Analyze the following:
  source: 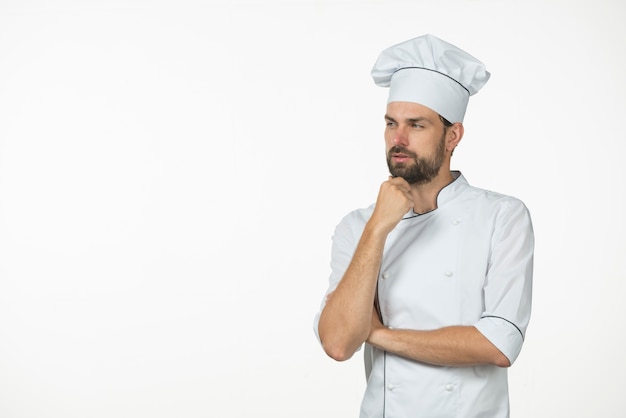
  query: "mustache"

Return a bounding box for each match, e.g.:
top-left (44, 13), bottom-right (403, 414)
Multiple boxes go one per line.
top-left (388, 146), bottom-right (417, 159)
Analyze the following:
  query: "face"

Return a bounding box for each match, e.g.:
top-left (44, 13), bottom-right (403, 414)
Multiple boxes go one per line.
top-left (384, 102), bottom-right (449, 185)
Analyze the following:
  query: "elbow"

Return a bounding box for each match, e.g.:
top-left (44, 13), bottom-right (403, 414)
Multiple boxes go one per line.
top-left (495, 358), bottom-right (511, 368)
top-left (327, 349), bottom-right (353, 362)
top-left (321, 339), bottom-right (356, 362)
top-left (317, 318), bottom-right (362, 362)
top-left (494, 352), bottom-right (511, 368)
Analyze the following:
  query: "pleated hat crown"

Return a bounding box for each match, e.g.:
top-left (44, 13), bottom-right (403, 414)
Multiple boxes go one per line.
top-left (371, 34), bottom-right (490, 123)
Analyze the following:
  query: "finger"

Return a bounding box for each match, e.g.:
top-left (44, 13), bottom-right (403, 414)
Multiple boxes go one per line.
top-left (389, 175), bottom-right (410, 187)
top-left (391, 180), bottom-right (411, 194)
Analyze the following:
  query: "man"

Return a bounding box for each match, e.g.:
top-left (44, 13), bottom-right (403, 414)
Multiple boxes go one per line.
top-left (313, 34), bottom-right (534, 417)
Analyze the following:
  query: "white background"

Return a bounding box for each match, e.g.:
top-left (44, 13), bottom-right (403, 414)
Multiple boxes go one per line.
top-left (0, 0), bottom-right (624, 416)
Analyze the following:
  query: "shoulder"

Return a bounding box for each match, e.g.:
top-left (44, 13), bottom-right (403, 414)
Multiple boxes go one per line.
top-left (453, 182), bottom-right (533, 233)
top-left (441, 173), bottom-right (529, 216)
top-left (463, 182), bottom-right (529, 213)
top-left (336, 203), bottom-right (375, 229)
top-left (331, 203), bottom-right (375, 240)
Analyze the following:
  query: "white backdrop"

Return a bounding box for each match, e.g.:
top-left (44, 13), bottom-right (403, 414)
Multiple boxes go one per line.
top-left (1, 0), bottom-right (625, 417)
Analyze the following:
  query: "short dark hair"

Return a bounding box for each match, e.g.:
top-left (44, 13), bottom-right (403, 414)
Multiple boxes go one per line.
top-left (439, 115), bottom-right (453, 128)
top-left (439, 115), bottom-right (455, 155)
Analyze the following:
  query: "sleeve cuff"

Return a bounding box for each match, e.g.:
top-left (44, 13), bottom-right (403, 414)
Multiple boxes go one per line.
top-left (475, 316), bottom-right (525, 364)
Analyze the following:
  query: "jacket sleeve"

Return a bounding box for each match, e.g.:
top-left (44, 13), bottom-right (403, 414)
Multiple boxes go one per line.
top-left (474, 198), bottom-right (534, 364)
top-left (312, 210), bottom-right (364, 344)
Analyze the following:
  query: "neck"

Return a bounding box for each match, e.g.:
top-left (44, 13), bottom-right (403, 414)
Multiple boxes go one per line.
top-left (409, 171), bottom-right (455, 214)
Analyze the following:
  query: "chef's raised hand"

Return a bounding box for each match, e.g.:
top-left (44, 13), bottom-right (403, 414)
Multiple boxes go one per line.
top-left (369, 176), bottom-right (413, 235)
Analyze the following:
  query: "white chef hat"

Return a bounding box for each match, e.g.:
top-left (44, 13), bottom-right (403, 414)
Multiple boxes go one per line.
top-left (371, 34), bottom-right (490, 123)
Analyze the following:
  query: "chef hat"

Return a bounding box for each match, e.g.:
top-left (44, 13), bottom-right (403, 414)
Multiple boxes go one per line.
top-left (371, 34), bottom-right (490, 123)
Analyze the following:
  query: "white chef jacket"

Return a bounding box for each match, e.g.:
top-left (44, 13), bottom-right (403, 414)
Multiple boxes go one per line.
top-left (314, 172), bottom-right (534, 418)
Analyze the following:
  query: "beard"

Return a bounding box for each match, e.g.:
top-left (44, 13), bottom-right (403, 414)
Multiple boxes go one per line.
top-left (386, 134), bottom-right (446, 185)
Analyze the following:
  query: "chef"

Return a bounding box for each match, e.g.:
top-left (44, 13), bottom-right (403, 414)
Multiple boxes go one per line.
top-left (314, 34), bottom-right (534, 417)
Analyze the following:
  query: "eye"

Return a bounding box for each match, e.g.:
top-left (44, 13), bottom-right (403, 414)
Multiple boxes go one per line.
top-left (412, 123), bottom-right (424, 129)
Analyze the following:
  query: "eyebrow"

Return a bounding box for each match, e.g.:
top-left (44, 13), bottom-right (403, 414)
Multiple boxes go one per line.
top-left (384, 115), bottom-right (430, 124)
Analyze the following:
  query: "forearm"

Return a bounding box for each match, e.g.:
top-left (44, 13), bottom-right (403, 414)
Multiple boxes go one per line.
top-left (318, 225), bottom-right (387, 361)
top-left (319, 177), bottom-right (415, 361)
top-left (367, 324), bottom-right (511, 368)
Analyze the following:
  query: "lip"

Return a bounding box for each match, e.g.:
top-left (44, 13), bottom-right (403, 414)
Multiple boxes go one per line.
top-left (392, 153), bottom-right (412, 162)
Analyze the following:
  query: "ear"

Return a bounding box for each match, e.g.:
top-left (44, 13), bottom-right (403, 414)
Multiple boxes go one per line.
top-left (446, 122), bottom-right (464, 152)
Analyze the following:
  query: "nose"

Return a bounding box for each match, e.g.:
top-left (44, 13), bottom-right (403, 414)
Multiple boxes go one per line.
top-left (393, 126), bottom-right (408, 146)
